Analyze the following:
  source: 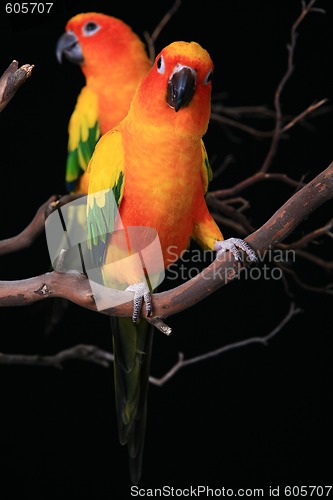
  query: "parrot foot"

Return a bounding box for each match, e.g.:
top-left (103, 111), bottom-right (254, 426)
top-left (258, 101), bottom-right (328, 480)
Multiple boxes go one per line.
top-left (214, 238), bottom-right (257, 262)
top-left (125, 282), bottom-right (152, 323)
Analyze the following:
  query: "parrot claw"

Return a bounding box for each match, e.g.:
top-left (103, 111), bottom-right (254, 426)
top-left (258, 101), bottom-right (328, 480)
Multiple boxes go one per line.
top-left (125, 282), bottom-right (152, 323)
top-left (214, 238), bottom-right (257, 263)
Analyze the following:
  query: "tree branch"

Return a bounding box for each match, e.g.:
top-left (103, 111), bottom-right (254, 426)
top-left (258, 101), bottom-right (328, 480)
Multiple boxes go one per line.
top-left (0, 194), bottom-right (83, 256)
top-left (0, 344), bottom-right (114, 369)
top-left (149, 301), bottom-right (302, 386)
top-left (0, 162), bottom-right (332, 329)
top-left (210, 98), bottom-right (328, 138)
top-left (0, 303), bottom-right (302, 387)
top-left (0, 60), bottom-right (34, 112)
top-left (143, 0), bottom-right (182, 62)
top-left (208, 171), bottom-right (305, 200)
top-left (260, 0), bottom-right (320, 172)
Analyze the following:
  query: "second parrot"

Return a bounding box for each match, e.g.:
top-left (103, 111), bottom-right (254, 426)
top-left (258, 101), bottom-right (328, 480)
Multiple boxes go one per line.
top-left (56, 12), bottom-right (151, 194)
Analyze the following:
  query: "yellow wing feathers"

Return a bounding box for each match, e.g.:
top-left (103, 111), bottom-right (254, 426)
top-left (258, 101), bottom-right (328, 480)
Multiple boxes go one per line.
top-left (68, 87), bottom-right (99, 154)
top-left (66, 86), bottom-right (100, 191)
top-left (87, 129), bottom-right (125, 201)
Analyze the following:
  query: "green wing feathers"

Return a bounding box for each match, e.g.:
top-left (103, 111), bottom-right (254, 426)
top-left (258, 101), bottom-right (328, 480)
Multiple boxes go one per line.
top-left (86, 130), bottom-right (125, 265)
top-left (201, 139), bottom-right (213, 193)
top-left (66, 86), bottom-right (100, 192)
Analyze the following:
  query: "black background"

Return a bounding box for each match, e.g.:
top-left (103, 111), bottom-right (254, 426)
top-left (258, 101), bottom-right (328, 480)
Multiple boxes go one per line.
top-left (0, 1), bottom-right (332, 498)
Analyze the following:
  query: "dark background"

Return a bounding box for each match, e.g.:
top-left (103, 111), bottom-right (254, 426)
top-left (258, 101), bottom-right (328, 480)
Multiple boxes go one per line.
top-left (0, 0), bottom-right (332, 498)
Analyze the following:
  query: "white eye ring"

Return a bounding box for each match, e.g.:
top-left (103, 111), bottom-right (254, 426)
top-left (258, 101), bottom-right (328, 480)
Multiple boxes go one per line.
top-left (204, 68), bottom-right (213, 85)
top-left (156, 55), bottom-right (165, 74)
top-left (82, 21), bottom-right (101, 37)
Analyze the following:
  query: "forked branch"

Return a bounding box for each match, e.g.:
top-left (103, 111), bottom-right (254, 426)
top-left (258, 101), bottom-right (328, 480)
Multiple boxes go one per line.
top-left (0, 162), bottom-right (332, 331)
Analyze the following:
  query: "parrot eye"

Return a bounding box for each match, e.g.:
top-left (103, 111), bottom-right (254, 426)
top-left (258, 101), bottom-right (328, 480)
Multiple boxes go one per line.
top-left (156, 55), bottom-right (165, 74)
top-left (82, 21), bottom-right (101, 36)
top-left (204, 69), bottom-right (213, 85)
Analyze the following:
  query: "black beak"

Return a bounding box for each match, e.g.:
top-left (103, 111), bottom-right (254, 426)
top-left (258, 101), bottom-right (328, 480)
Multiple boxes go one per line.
top-left (166, 66), bottom-right (196, 112)
top-left (56, 30), bottom-right (84, 65)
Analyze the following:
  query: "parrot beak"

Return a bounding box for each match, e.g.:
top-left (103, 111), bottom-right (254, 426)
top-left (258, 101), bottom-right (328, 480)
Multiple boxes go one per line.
top-left (56, 30), bottom-right (84, 65)
top-left (166, 66), bottom-right (196, 112)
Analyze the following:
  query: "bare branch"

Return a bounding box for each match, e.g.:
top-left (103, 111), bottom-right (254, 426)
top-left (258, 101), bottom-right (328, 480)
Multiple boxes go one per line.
top-left (206, 196), bottom-right (255, 233)
top-left (260, 0), bottom-right (319, 172)
top-left (150, 302), bottom-right (302, 386)
top-left (143, 0), bottom-right (182, 61)
top-left (210, 99), bottom-right (328, 138)
top-left (212, 154), bottom-right (235, 179)
top-left (211, 102), bottom-right (277, 119)
top-left (294, 249), bottom-right (333, 270)
top-left (147, 316), bottom-right (173, 336)
top-left (0, 193), bottom-right (83, 256)
top-left (0, 344), bottom-right (114, 369)
top-left (283, 266), bottom-right (333, 295)
top-left (0, 162), bottom-right (332, 325)
top-left (279, 218), bottom-right (333, 249)
top-left (208, 171), bottom-right (305, 199)
top-left (222, 197), bottom-right (251, 212)
top-left (210, 112), bottom-right (274, 138)
top-left (0, 303), bottom-right (302, 386)
top-left (281, 99), bottom-right (328, 133)
top-left (0, 60), bottom-right (34, 112)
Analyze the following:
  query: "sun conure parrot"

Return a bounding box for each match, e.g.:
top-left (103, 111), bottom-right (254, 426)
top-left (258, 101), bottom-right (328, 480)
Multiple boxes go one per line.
top-left (86, 41), bottom-right (257, 484)
top-left (56, 12), bottom-right (151, 194)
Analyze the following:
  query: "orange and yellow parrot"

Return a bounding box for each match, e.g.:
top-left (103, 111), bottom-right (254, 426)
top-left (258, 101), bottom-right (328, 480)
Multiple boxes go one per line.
top-left (56, 12), bottom-right (151, 194)
top-left (86, 41), bottom-right (257, 484)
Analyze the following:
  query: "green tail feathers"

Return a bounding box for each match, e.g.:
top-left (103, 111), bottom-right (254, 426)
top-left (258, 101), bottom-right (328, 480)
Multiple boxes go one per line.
top-left (110, 316), bottom-right (153, 485)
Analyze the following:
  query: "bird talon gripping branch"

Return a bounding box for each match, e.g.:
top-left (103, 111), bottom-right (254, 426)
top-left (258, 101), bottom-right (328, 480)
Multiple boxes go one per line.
top-left (125, 282), bottom-right (152, 323)
top-left (214, 237), bottom-right (257, 263)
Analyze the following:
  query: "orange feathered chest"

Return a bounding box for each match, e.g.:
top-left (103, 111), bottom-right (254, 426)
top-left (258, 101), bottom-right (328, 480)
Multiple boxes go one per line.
top-left (118, 126), bottom-right (205, 267)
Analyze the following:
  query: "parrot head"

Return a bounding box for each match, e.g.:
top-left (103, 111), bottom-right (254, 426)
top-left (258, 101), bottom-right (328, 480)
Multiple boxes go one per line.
top-left (134, 41), bottom-right (214, 135)
top-left (56, 12), bottom-right (150, 79)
